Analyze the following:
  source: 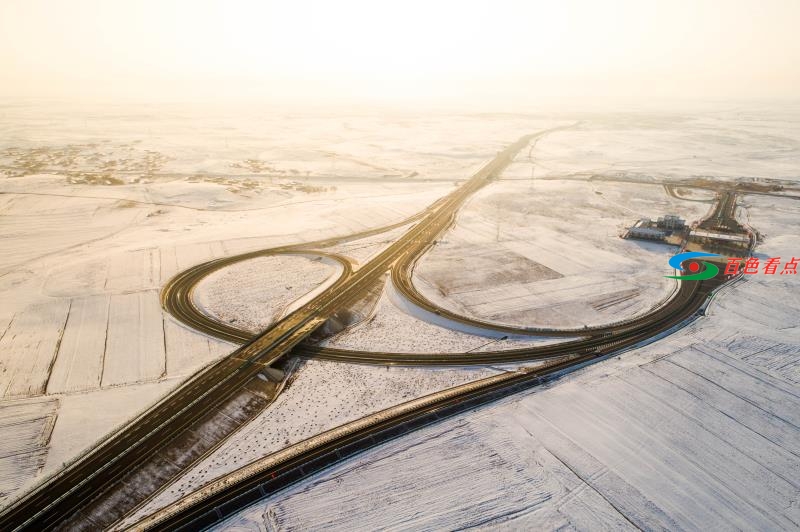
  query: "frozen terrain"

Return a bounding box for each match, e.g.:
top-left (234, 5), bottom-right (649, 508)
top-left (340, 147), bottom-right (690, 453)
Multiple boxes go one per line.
top-left (528, 111), bottom-right (800, 182)
top-left (414, 178), bottom-right (710, 329)
top-left (0, 174), bottom-right (450, 504)
top-left (194, 254), bottom-right (343, 334)
top-left (121, 359), bottom-right (504, 526)
top-left (0, 108), bottom-right (540, 504)
top-left (0, 397), bottom-right (57, 507)
top-left (321, 282), bottom-right (565, 353)
top-left (0, 105), bottom-right (560, 506)
top-left (2, 103), bottom-right (800, 524)
top-left (1, 104), bottom-right (560, 184)
top-left (211, 193), bottom-right (800, 531)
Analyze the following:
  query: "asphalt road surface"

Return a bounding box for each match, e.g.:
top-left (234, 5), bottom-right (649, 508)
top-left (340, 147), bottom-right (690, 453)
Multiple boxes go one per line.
top-left (0, 129), bottom-right (562, 531)
top-left (0, 126), bottom-right (747, 531)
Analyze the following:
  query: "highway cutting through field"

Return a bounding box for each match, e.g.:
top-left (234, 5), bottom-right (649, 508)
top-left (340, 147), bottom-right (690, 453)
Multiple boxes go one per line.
top-left (0, 128), bottom-right (567, 531)
top-left (0, 125), bottom-right (748, 531)
top-left (135, 263), bottom-right (729, 531)
top-left (130, 160), bottom-right (750, 532)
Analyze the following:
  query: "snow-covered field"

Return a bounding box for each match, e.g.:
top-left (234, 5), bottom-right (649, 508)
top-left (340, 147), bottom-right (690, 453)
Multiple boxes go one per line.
top-left (1, 104), bottom-right (560, 184)
top-left (195, 254), bottom-right (342, 334)
top-left (2, 103), bottom-right (800, 524)
top-left (0, 175), bottom-right (452, 504)
top-left (0, 397), bottom-right (58, 507)
top-left (322, 282), bottom-right (565, 353)
top-left (215, 289), bottom-right (800, 531)
top-left (121, 359), bottom-right (504, 526)
top-left (527, 111), bottom-right (800, 182)
top-left (414, 178), bottom-right (710, 329)
top-left (212, 192), bottom-right (800, 531)
top-left (0, 105), bottom-right (562, 506)
top-left (221, 340), bottom-right (800, 531)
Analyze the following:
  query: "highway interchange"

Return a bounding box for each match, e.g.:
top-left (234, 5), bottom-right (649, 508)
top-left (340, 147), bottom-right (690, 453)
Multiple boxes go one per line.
top-left (0, 127), bottom-right (752, 531)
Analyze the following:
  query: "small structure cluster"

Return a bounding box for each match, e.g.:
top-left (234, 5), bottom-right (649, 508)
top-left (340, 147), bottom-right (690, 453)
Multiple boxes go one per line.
top-left (625, 215), bottom-right (687, 242)
top-left (657, 214), bottom-right (686, 231)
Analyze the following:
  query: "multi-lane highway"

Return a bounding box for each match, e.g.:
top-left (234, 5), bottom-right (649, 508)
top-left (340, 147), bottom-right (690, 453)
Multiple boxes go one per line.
top-left (134, 271), bottom-right (726, 531)
top-left (131, 353), bottom-right (599, 531)
top-left (0, 126), bottom-right (748, 531)
top-left (0, 129), bottom-right (562, 531)
top-left (165, 248), bottom-right (721, 366)
top-left (126, 151), bottom-right (749, 530)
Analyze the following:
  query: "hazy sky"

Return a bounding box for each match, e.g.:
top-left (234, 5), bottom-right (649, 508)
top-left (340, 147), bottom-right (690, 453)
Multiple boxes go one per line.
top-left (1, 0), bottom-right (798, 108)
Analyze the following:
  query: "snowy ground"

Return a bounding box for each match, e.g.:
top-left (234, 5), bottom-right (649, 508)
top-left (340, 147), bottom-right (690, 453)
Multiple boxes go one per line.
top-left (1, 103), bottom-right (560, 184)
top-left (194, 254), bottom-right (342, 334)
top-left (527, 111), bottom-right (800, 182)
top-left (215, 296), bottom-right (800, 530)
top-left (414, 178), bottom-right (710, 329)
top-left (2, 104), bottom-right (799, 523)
top-left (0, 175), bottom-right (451, 505)
top-left (219, 340), bottom-right (800, 531)
top-left (210, 193), bottom-right (800, 531)
top-left (121, 359), bottom-right (506, 526)
top-left (5, 106), bottom-right (553, 506)
top-left (322, 282), bottom-right (566, 353)
top-left (0, 397), bottom-right (58, 507)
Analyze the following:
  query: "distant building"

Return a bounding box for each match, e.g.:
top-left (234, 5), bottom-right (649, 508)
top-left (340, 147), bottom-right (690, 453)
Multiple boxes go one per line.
top-left (690, 229), bottom-right (750, 244)
top-left (627, 226), bottom-right (666, 241)
top-left (657, 214), bottom-right (685, 231)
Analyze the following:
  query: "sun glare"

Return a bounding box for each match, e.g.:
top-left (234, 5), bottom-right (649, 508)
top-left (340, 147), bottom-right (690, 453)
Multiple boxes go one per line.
top-left (0, 0), bottom-right (798, 106)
